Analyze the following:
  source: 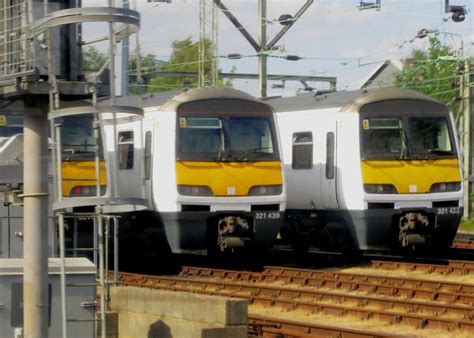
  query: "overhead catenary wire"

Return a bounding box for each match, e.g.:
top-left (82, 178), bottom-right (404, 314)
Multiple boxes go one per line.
top-left (80, 0), bottom-right (472, 94)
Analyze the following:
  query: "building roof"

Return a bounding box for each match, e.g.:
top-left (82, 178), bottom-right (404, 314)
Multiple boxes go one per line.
top-left (358, 59), bottom-right (404, 89)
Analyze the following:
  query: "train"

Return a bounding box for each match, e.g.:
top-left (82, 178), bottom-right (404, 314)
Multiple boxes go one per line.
top-left (0, 113), bottom-right (106, 258)
top-left (268, 87), bottom-right (463, 253)
top-left (2, 86), bottom-right (463, 261)
top-left (1, 88), bottom-right (286, 262)
top-left (100, 87), bottom-right (286, 256)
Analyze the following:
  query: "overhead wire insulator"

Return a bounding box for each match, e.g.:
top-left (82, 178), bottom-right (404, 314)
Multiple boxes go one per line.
top-left (227, 53), bottom-right (242, 59)
top-left (286, 55), bottom-right (301, 61)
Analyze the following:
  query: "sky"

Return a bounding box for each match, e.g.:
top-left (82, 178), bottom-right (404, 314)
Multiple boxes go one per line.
top-left (82, 0), bottom-right (474, 97)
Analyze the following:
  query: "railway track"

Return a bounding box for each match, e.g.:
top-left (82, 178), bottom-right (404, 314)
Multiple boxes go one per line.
top-left (368, 259), bottom-right (474, 275)
top-left (113, 259), bottom-right (474, 337)
top-left (454, 232), bottom-right (474, 249)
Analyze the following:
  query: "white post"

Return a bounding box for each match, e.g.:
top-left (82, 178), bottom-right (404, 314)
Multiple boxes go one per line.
top-left (23, 112), bottom-right (49, 338)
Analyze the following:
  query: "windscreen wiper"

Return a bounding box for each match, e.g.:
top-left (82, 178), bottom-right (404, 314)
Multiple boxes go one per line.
top-left (235, 147), bottom-right (273, 161)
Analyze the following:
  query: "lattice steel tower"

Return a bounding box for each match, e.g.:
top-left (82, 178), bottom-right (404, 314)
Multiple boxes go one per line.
top-left (199, 0), bottom-right (218, 87)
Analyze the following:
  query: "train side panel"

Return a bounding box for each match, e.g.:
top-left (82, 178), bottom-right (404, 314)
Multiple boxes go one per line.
top-left (277, 108), bottom-right (339, 210)
top-left (334, 113), bottom-right (365, 210)
top-left (149, 110), bottom-right (179, 212)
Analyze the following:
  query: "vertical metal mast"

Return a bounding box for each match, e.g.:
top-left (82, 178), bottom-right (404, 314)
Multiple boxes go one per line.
top-left (23, 0), bottom-right (49, 336)
top-left (463, 60), bottom-right (472, 218)
top-left (258, 0), bottom-right (267, 98)
top-left (23, 105), bottom-right (50, 338)
top-left (213, 0), bottom-right (313, 98)
top-left (121, 0), bottom-right (130, 96)
top-left (199, 0), bottom-right (218, 87)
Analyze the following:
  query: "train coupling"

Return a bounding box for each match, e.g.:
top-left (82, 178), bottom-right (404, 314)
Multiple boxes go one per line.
top-left (398, 212), bottom-right (429, 247)
top-left (217, 216), bottom-right (251, 251)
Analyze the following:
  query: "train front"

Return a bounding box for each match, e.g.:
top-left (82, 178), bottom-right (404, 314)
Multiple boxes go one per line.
top-left (166, 90), bottom-right (286, 254)
top-left (357, 90), bottom-right (463, 251)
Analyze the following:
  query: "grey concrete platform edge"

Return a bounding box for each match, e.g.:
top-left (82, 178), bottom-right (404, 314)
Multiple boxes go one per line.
top-left (109, 286), bottom-right (248, 338)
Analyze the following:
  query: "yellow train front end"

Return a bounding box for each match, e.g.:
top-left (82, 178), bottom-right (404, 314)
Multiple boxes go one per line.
top-left (61, 160), bottom-right (106, 198)
top-left (57, 115), bottom-right (107, 199)
top-left (359, 99), bottom-right (463, 251)
top-left (162, 90), bottom-right (286, 254)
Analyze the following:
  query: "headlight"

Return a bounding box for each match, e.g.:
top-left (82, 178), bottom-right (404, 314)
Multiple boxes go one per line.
top-left (177, 185), bottom-right (214, 196)
top-left (430, 182), bottom-right (461, 193)
top-left (248, 185), bottom-right (283, 196)
top-left (363, 184), bottom-right (398, 194)
top-left (70, 185), bottom-right (106, 197)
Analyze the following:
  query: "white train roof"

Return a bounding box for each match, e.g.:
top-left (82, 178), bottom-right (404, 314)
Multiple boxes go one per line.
top-left (265, 87), bottom-right (447, 113)
top-left (98, 87), bottom-right (262, 111)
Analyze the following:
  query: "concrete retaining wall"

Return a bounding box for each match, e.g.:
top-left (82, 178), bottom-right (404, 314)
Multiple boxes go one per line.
top-left (107, 286), bottom-right (248, 338)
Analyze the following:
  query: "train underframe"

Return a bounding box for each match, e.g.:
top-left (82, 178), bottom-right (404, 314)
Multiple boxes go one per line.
top-left (159, 210), bottom-right (284, 255)
top-left (281, 207), bottom-right (463, 254)
top-left (63, 207), bottom-right (284, 273)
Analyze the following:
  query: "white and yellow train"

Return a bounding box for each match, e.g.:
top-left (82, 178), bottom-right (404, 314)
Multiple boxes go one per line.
top-left (269, 87), bottom-right (463, 252)
top-left (106, 87), bottom-right (286, 255)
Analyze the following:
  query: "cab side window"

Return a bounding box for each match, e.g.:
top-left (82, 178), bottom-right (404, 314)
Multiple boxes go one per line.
top-left (326, 132), bottom-right (335, 179)
top-left (144, 131), bottom-right (152, 179)
top-left (292, 132), bottom-right (313, 169)
top-left (118, 131), bottom-right (134, 170)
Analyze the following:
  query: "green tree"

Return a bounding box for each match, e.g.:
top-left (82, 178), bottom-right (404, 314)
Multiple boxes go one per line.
top-left (82, 37), bottom-right (230, 94)
top-left (82, 46), bottom-right (107, 71)
top-left (395, 36), bottom-right (462, 114)
top-left (82, 46), bottom-right (162, 93)
top-left (129, 53), bottom-right (163, 94)
top-left (146, 36), bottom-right (232, 93)
top-left (147, 37), bottom-right (204, 92)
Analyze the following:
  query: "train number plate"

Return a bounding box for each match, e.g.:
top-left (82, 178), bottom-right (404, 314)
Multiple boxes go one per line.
top-left (255, 211), bottom-right (281, 220)
top-left (437, 207), bottom-right (461, 215)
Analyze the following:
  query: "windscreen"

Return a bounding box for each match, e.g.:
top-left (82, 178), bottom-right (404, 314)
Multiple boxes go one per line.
top-left (361, 114), bottom-right (456, 160)
top-left (59, 115), bottom-right (103, 161)
top-left (177, 115), bottom-right (279, 161)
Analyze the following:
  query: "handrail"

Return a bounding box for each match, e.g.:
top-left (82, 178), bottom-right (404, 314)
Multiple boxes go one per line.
top-left (30, 7), bottom-right (140, 38)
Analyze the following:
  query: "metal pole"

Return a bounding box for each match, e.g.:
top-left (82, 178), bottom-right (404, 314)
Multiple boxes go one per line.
top-left (73, 218), bottom-right (78, 257)
top-left (23, 112), bottom-right (49, 338)
top-left (212, 2), bottom-right (218, 86)
top-left (54, 123), bottom-right (68, 338)
top-left (7, 202), bottom-right (10, 258)
top-left (55, 124), bottom-right (63, 202)
top-left (58, 213), bottom-right (68, 338)
top-left (463, 59), bottom-right (471, 218)
top-left (97, 209), bottom-right (106, 338)
top-left (109, 0), bottom-right (116, 106)
top-left (266, 0), bottom-right (314, 49)
top-left (113, 217), bottom-right (118, 285)
top-left (199, 0), bottom-right (204, 87)
top-left (105, 217), bottom-right (110, 306)
top-left (93, 217), bottom-right (98, 266)
top-left (121, 0), bottom-right (129, 96)
top-left (109, 0), bottom-right (119, 199)
top-left (213, 0), bottom-right (260, 51)
top-left (258, 0), bottom-right (267, 98)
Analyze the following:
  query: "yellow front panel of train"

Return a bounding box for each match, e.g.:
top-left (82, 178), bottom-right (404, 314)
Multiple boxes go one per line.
top-left (62, 161), bottom-right (107, 196)
top-left (361, 159), bottom-right (460, 193)
top-left (176, 161), bottom-right (282, 196)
